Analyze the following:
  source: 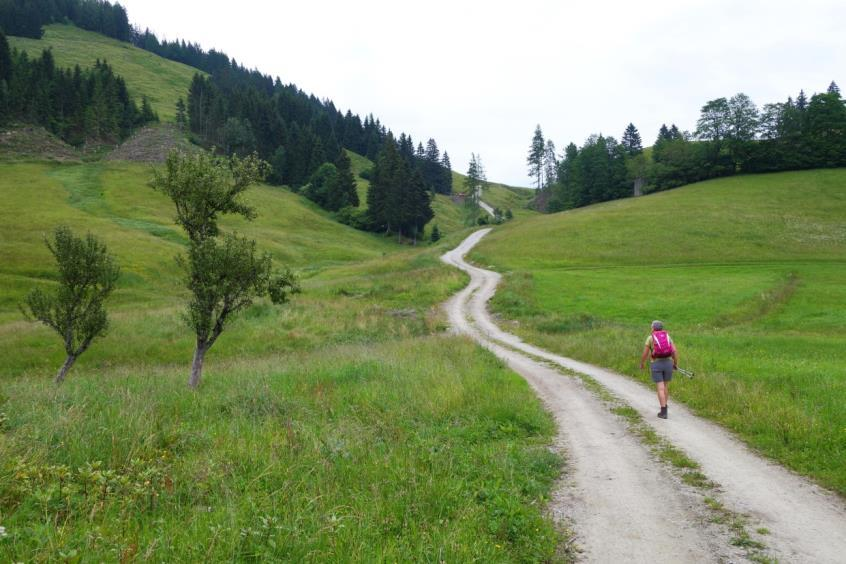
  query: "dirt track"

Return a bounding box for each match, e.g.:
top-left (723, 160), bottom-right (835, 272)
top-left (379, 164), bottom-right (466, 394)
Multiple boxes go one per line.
top-left (442, 228), bottom-right (846, 563)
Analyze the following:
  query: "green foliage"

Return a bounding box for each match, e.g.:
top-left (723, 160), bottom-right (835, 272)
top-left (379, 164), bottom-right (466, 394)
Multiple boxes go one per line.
top-left (367, 136), bottom-right (434, 241)
top-left (8, 24), bottom-right (199, 120)
top-left (301, 162), bottom-right (338, 209)
top-left (2, 48), bottom-right (156, 145)
top-left (20, 226), bottom-right (119, 383)
top-left (150, 151), bottom-right (269, 243)
top-left (328, 149), bottom-right (359, 211)
top-left (174, 97), bottom-right (186, 130)
top-left (0, 0), bottom-right (131, 41)
top-left (150, 150), bottom-right (296, 388)
top-left (430, 224), bottom-right (441, 242)
top-left (474, 168), bottom-right (846, 495)
top-left (527, 124), bottom-right (544, 189)
top-left (180, 233), bottom-right (299, 346)
top-left (622, 123), bottom-right (643, 155)
top-left (549, 135), bottom-right (629, 210)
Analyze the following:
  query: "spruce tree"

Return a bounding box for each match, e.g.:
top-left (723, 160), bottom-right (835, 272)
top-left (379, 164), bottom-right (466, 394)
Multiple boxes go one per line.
top-left (0, 30), bottom-right (11, 83)
top-left (441, 151), bottom-right (453, 194)
top-left (622, 123), bottom-right (643, 155)
top-left (527, 125), bottom-right (545, 189)
top-left (543, 140), bottom-right (557, 188)
top-left (828, 81), bottom-right (841, 96)
top-left (796, 90), bottom-right (808, 111)
top-left (331, 150), bottom-right (359, 210)
top-left (175, 97), bottom-right (187, 130)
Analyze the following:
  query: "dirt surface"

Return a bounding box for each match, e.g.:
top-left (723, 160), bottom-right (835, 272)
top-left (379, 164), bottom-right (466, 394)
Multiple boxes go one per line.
top-left (442, 228), bottom-right (846, 563)
top-left (106, 123), bottom-right (199, 163)
top-left (0, 125), bottom-right (81, 161)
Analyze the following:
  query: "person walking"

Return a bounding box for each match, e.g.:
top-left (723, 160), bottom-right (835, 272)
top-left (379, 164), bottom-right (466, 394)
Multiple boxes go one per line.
top-left (640, 320), bottom-right (678, 419)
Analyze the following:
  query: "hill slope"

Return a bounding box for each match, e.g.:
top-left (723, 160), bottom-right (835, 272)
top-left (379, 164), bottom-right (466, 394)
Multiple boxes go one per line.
top-left (472, 168), bottom-right (846, 495)
top-left (8, 24), bottom-right (200, 120)
top-left (0, 159), bottom-right (563, 560)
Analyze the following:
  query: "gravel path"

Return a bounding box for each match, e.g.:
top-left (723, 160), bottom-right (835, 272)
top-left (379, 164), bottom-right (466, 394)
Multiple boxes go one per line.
top-left (442, 228), bottom-right (846, 563)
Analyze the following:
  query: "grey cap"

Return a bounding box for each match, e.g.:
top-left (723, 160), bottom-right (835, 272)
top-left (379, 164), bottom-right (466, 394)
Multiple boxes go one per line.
top-left (651, 320), bottom-right (664, 330)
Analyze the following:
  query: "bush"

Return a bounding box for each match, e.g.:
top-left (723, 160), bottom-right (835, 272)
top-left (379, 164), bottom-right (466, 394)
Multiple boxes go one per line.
top-left (335, 206), bottom-right (370, 230)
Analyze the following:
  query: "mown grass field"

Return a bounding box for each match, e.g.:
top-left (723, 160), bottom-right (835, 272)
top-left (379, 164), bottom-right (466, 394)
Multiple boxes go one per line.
top-left (472, 168), bottom-right (846, 496)
top-left (0, 161), bottom-right (563, 561)
top-left (8, 24), bottom-right (200, 120)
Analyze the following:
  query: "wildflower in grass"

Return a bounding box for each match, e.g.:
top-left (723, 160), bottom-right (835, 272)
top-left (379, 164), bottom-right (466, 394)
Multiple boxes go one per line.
top-left (0, 525), bottom-right (8, 539)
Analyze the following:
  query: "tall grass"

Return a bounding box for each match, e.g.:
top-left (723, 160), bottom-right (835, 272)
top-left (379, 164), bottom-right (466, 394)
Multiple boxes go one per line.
top-left (0, 160), bottom-right (565, 560)
top-left (474, 169), bottom-right (846, 496)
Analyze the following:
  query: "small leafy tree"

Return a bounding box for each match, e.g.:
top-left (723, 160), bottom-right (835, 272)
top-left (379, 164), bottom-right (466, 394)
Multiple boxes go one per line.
top-left (180, 234), bottom-right (297, 388)
top-left (430, 224), bottom-right (441, 242)
top-left (21, 226), bottom-right (120, 384)
top-left (151, 150), bottom-right (299, 389)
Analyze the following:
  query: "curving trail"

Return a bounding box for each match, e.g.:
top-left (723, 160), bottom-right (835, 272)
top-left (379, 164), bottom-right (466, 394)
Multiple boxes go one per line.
top-left (442, 228), bottom-right (846, 564)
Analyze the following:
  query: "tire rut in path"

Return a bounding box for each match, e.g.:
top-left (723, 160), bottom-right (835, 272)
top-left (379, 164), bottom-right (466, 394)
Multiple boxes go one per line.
top-left (441, 228), bottom-right (846, 564)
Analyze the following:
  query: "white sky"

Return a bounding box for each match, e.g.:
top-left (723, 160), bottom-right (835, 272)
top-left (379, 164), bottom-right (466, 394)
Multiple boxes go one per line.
top-left (120, 0), bottom-right (846, 186)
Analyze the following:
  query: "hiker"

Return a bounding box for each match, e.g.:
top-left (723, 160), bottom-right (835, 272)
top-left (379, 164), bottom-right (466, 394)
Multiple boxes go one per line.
top-left (640, 320), bottom-right (678, 419)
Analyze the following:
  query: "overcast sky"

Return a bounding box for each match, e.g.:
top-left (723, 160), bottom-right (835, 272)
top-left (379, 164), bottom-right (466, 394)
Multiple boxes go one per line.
top-left (120, 0), bottom-right (845, 186)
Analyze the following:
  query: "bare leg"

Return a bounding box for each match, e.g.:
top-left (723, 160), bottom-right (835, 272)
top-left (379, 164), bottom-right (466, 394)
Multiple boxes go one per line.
top-left (656, 382), bottom-right (667, 408)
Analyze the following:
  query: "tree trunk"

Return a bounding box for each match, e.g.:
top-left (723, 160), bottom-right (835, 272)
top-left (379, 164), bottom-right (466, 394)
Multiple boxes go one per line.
top-left (55, 354), bottom-right (76, 384)
top-left (188, 343), bottom-right (208, 389)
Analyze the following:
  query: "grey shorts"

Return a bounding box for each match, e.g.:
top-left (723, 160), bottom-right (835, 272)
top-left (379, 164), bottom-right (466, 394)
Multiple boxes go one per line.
top-left (650, 358), bottom-right (674, 383)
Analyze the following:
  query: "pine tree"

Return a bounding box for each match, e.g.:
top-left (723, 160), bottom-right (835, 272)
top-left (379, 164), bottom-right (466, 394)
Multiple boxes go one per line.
top-left (464, 153), bottom-right (481, 204)
top-left (441, 151), bottom-right (453, 194)
top-left (543, 140), bottom-right (558, 187)
top-left (0, 30), bottom-right (11, 83)
top-left (621, 123), bottom-right (643, 155)
top-left (828, 81), bottom-right (841, 96)
top-left (175, 97), bottom-right (187, 130)
top-left (527, 124), bottom-right (545, 189)
top-left (796, 90), bottom-right (808, 111)
top-left (331, 150), bottom-right (359, 210)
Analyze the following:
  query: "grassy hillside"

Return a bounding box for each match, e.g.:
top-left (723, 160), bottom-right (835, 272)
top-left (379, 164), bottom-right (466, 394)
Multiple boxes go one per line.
top-left (472, 168), bottom-right (846, 495)
top-left (450, 170), bottom-right (535, 217)
top-left (8, 24), bottom-right (200, 120)
top-left (0, 160), bottom-right (564, 561)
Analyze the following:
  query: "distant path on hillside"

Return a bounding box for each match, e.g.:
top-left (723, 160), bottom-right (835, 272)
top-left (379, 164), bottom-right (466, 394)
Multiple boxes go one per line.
top-left (476, 187), bottom-right (495, 217)
top-left (442, 229), bottom-right (846, 564)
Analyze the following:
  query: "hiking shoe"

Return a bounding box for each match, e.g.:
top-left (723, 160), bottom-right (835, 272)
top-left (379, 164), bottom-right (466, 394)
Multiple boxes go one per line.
top-left (658, 411), bottom-right (668, 419)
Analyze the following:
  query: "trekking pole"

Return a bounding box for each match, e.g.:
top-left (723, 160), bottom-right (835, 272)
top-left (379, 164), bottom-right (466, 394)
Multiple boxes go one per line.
top-left (675, 367), bottom-right (695, 379)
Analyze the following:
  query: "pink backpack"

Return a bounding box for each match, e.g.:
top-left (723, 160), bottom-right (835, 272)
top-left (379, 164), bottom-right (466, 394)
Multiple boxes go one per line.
top-left (652, 330), bottom-right (674, 358)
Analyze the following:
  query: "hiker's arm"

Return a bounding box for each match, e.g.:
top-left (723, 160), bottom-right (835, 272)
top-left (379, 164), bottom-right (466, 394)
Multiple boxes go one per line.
top-left (640, 345), bottom-right (650, 370)
top-left (672, 348), bottom-right (678, 369)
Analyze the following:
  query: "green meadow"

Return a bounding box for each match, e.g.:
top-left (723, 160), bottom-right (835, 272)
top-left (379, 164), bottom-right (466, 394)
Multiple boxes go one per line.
top-left (472, 168), bottom-right (846, 496)
top-left (0, 160), bottom-right (561, 561)
top-left (8, 24), bottom-right (201, 120)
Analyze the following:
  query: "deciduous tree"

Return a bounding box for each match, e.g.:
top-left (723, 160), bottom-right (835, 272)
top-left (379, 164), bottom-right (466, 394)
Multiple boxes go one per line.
top-left (151, 151), bottom-right (298, 388)
top-left (21, 227), bottom-right (120, 384)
